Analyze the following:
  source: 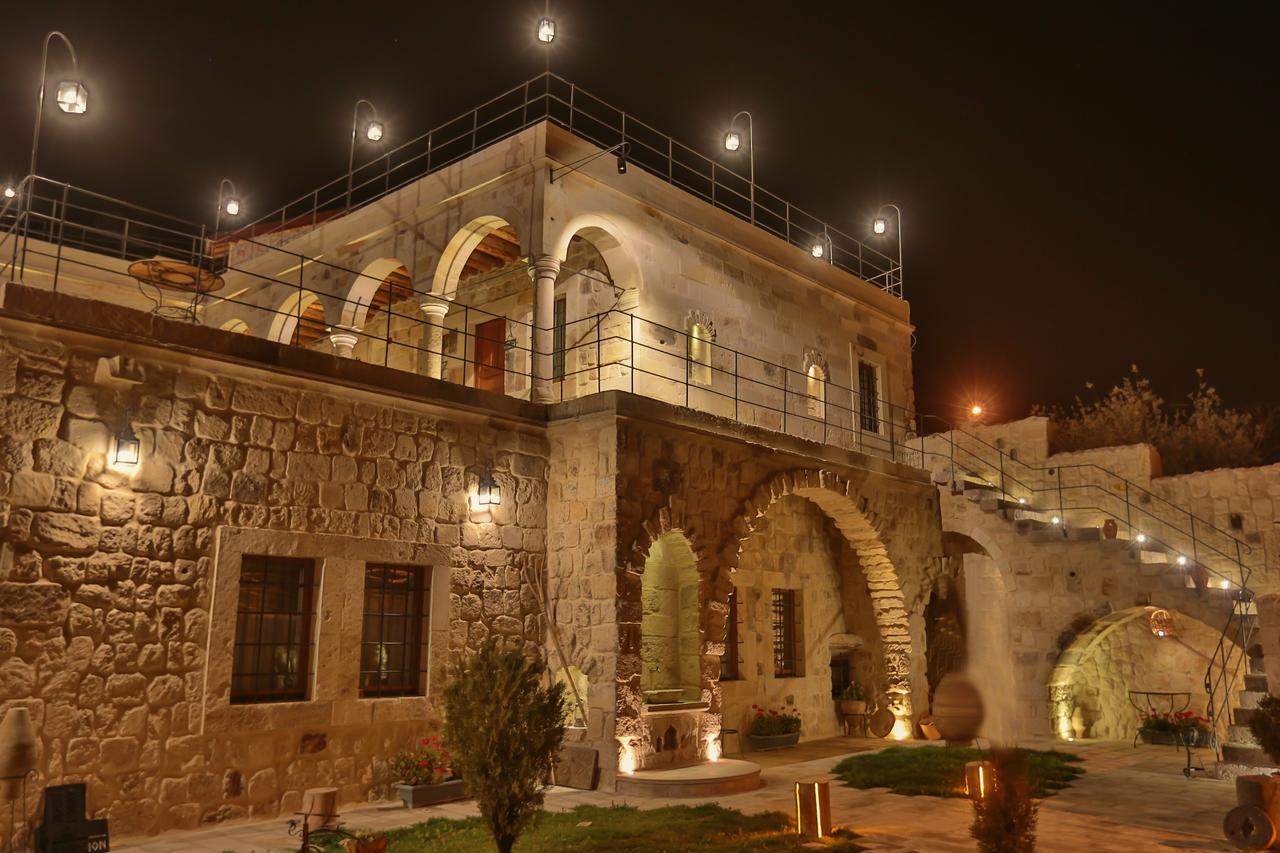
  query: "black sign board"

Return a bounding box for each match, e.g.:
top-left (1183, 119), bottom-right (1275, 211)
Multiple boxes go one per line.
top-left (35, 783), bottom-right (109, 853)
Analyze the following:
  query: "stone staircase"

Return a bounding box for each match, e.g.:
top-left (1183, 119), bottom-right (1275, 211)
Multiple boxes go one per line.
top-left (1221, 657), bottom-right (1275, 767)
top-left (940, 469), bottom-right (1259, 762)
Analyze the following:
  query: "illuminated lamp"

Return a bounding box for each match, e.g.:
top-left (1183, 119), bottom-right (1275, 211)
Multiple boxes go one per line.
top-left (537, 17), bottom-right (556, 43)
top-left (964, 760), bottom-right (995, 801)
top-left (55, 79), bottom-right (88, 114)
top-left (364, 120), bottom-right (384, 142)
top-left (470, 471), bottom-right (501, 511)
top-left (113, 416), bottom-right (140, 466)
top-left (723, 129), bottom-right (741, 152)
top-left (872, 217), bottom-right (887, 235)
top-left (794, 780), bottom-right (832, 839)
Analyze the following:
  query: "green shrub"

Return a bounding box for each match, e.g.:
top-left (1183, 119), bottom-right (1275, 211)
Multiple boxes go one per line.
top-left (839, 684), bottom-right (864, 701)
top-left (443, 640), bottom-right (566, 853)
top-left (970, 748), bottom-right (1039, 853)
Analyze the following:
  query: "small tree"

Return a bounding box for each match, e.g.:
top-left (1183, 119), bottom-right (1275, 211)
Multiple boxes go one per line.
top-left (970, 748), bottom-right (1039, 853)
top-left (1248, 694), bottom-right (1280, 765)
top-left (443, 639), bottom-right (566, 853)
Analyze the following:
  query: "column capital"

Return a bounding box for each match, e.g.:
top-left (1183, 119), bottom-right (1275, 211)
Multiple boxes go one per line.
top-left (420, 298), bottom-right (449, 319)
top-left (531, 254), bottom-right (562, 279)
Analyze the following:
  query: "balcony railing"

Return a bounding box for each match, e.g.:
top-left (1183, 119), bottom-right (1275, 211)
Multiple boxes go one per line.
top-left (236, 73), bottom-right (903, 297)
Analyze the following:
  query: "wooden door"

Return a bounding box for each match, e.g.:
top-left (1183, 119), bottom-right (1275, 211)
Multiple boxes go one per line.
top-left (474, 318), bottom-right (506, 393)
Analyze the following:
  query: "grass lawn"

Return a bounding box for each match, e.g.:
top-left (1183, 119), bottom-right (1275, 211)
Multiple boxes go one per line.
top-left (832, 746), bottom-right (1084, 798)
top-left (324, 803), bottom-right (865, 851)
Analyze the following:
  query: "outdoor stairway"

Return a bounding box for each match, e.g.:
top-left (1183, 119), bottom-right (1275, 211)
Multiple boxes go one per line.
top-left (935, 464), bottom-right (1259, 762)
top-left (1221, 660), bottom-right (1274, 767)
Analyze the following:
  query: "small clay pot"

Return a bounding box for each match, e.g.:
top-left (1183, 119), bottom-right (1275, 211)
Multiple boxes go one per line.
top-left (1102, 519), bottom-right (1118, 540)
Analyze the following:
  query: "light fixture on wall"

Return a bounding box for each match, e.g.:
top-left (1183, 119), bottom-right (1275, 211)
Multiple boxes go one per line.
top-left (549, 142), bottom-right (630, 183)
top-left (810, 228), bottom-right (833, 262)
top-left (1149, 608), bottom-right (1175, 638)
top-left (113, 412), bottom-right (140, 467)
top-left (470, 471), bottom-right (501, 511)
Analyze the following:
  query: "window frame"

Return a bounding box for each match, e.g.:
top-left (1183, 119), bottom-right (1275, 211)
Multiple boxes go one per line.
top-left (359, 563), bottom-right (430, 699)
top-left (856, 359), bottom-right (883, 435)
top-left (552, 295), bottom-right (568, 380)
top-left (771, 588), bottom-right (803, 678)
top-left (230, 555), bottom-right (317, 705)
top-left (688, 323), bottom-right (712, 386)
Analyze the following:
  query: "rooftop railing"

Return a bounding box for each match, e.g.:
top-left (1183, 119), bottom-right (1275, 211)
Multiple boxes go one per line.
top-left (237, 73), bottom-right (904, 297)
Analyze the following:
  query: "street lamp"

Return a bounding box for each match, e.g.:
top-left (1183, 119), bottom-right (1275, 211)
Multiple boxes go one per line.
top-left (873, 203), bottom-right (904, 291)
top-left (810, 228), bottom-right (833, 262)
top-left (346, 99), bottom-right (384, 207)
top-left (30, 31), bottom-right (88, 182)
top-left (2, 185), bottom-right (15, 200)
top-left (537, 17), bottom-right (556, 43)
top-left (214, 179), bottom-right (241, 236)
top-left (723, 110), bottom-right (755, 223)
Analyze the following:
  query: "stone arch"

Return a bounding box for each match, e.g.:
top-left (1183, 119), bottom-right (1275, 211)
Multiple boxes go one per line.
top-left (722, 469), bottom-right (914, 718)
top-left (431, 216), bottom-right (522, 301)
top-left (342, 258), bottom-right (410, 328)
top-left (1045, 605), bottom-right (1237, 742)
top-left (219, 318), bottom-right (250, 335)
top-left (548, 214), bottom-right (643, 310)
top-left (269, 289), bottom-right (325, 345)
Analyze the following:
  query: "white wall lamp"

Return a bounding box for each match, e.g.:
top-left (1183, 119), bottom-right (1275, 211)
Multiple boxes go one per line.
top-left (112, 412), bottom-right (140, 467)
top-left (470, 471), bottom-right (501, 512)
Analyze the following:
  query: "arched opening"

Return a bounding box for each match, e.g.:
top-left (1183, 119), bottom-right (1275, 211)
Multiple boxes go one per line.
top-left (349, 264), bottom-right (416, 368)
top-left (1047, 606), bottom-right (1239, 742)
top-left (805, 363), bottom-right (827, 420)
top-left (926, 532), bottom-right (978, 706)
top-left (270, 291), bottom-right (326, 347)
top-left (640, 531), bottom-right (701, 704)
top-left (689, 323), bottom-right (712, 386)
top-left (219, 318), bottom-right (251, 335)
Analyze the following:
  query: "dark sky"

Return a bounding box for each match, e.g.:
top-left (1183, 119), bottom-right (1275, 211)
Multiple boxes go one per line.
top-left (3, 2), bottom-right (1276, 421)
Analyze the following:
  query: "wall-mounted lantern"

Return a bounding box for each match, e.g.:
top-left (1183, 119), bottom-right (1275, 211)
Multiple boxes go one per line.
top-left (1149, 608), bottom-right (1175, 638)
top-left (470, 471), bottom-right (501, 512)
top-left (113, 414), bottom-right (140, 467)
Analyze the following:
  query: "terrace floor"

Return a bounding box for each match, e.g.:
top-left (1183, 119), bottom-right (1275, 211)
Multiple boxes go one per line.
top-left (115, 737), bottom-right (1235, 852)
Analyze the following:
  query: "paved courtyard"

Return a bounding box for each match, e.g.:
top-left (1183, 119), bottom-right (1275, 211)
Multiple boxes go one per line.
top-left (115, 738), bottom-right (1236, 852)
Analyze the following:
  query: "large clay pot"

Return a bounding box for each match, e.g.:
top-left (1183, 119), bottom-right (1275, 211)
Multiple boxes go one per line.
top-left (837, 699), bottom-right (867, 716)
top-left (931, 674), bottom-right (985, 741)
top-left (0, 708), bottom-right (38, 799)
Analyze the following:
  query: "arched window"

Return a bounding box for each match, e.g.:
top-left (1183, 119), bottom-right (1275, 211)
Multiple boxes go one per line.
top-left (805, 362), bottom-right (827, 419)
top-left (689, 323), bottom-right (712, 386)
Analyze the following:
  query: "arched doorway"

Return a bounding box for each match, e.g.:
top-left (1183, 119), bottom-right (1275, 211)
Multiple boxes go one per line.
top-left (270, 290), bottom-right (327, 348)
top-left (640, 532), bottom-right (701, 703)
top-left (1047, 606), bottom-right (1240, 742)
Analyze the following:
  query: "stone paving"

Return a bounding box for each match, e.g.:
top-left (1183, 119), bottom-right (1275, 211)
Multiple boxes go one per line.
top-left (114, 738), bottom-right (1237, 852)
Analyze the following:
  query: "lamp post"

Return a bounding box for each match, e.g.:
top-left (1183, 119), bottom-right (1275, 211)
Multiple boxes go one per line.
top-left (214, 179), bottom-right (241, 236)
top-left (345, 99), bottom-right (384, 208)
top-left (872, 203), bottom-right (904, 291)
top-left (30, 30), bottom-right (88, 183)
top-left (811, 227), bottom-right (833, 262)
top-left (723, 110), bottom-right (755, 223)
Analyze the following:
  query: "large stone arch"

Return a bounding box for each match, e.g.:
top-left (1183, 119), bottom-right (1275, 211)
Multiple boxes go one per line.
top-left (1046, 605), bottom-right (1238, 742)
top-left (616, 501), bottom-right (723, 769)
top-left (342, 257), bottom-right (409, 328)
top-left (269, 289), bottom-right (325, 345)
top-left (722, 468), bottom-right (915, 720)
top-left (547, 213), bottom-right (643, 311)
top-left (431, 216), bottom-right (521, 301)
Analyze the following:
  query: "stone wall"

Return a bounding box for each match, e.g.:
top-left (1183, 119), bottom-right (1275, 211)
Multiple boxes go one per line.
top-left (0, 313), bottom-right (548, 836)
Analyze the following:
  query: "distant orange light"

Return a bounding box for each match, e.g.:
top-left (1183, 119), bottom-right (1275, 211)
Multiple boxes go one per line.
top-left (969, 403), bottom-right (983, 418)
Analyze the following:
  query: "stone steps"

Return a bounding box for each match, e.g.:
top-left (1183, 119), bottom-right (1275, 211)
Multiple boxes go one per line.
top-left (1229, 724), bottom-right (1260, 746)
top-left (1237, 689), bottom-right (1266, 711)
top-left (1246, 673), bottom-right (1268, 693)
top-left (1223, 743), bottom-right (1271, 765)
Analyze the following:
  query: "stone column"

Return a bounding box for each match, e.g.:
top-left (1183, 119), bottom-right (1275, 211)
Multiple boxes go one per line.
top-left (531, 255), bottom-right (561, 403)
top-left (420, 299), bottom-right (449, 380)
top-left (327, 326), bottom-right (359, 358)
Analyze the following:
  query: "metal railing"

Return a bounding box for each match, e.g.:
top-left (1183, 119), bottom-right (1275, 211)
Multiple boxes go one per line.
top-left (236, 73), bottom-right (903, 296)
top-left (0, 175), bottom-right (1252, 757)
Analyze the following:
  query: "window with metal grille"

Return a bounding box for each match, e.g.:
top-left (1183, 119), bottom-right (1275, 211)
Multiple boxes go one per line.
top-left (231, 556), bottom-right (316, 704)
top-left (720, 586), bottom-right (742, 681)
top-left (771, 589), bottom-right (801, 678)
top-left (360, 564), bottom-right (430, 698)
top-left (858, 360), bottom-right (881, 433)
top-left (552, 296), bottom-right (567, 380)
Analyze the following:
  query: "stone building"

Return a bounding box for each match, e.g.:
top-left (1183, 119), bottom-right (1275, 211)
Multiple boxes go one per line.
top-left (0, 73), bottom-right (1275, 840)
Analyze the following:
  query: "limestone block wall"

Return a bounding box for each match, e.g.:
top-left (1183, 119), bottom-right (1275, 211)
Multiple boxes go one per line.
top-left (544, 411), bottom-right (619, 786)
top-left (0, 315), bottom-right (548, 836)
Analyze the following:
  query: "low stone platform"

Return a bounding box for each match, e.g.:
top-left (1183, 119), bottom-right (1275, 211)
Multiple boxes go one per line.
top-left (615, 759), bottom-right (763, 798)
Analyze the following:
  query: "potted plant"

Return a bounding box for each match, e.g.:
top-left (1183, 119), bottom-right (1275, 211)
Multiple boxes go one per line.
top-left (341, 830), bottom-right (389, 853)
top-left (1137, 710), bottom-right (1211, 747)
top-left (746, 704), bottom-right (802, 750)
top-left (391, 735), bottom-right (466, 807)
top-left (837, 684), bottom-right (867, 716)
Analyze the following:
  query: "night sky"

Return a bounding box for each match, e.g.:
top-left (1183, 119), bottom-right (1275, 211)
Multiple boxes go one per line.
top-left (3, 2), bottom-right (1276, 422)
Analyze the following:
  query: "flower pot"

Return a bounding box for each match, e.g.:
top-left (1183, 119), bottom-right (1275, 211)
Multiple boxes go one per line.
top-left (838, 699), bottom-right (867, 716)
top-left (1139, 728), bottom-right (1209, 748)
top-left (342, 838), bottom-right (389, 853)
top-left (746, 731), bottom-right (801, 751)
top-left (395, 778), bottom-right (467, 808)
